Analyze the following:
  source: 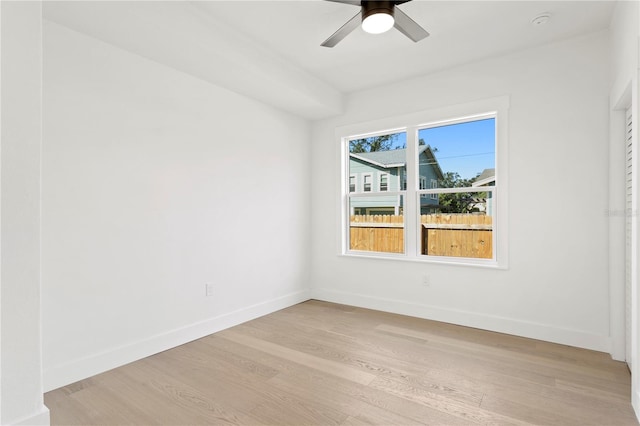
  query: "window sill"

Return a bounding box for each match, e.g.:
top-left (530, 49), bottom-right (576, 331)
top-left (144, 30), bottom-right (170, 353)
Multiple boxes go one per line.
top-left (340, 251), bottom-right (507, 270)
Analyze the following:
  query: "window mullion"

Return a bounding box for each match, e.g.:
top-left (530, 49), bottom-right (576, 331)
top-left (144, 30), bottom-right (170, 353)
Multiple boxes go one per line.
top-left (405, 126), bottom-right (418, 256)
top-left (340, 96), bottom-right (506, 266)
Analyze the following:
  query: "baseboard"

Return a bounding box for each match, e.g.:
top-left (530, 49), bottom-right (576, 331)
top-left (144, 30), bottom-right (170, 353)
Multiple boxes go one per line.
top-left (311, 288), bottom-right (611, 353)
top-left (10, 405), bottom-right (50, 426)
top-left (633, 389), bottom-right (640, 423)
top-left (43, 289), bottom-right (311, 392)
top-left (44, 286), bottom-right (613, 392)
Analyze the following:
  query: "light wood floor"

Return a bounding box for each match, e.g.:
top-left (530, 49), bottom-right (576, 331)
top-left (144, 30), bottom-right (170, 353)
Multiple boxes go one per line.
top-left (45, 300), bottom-right (638, 425)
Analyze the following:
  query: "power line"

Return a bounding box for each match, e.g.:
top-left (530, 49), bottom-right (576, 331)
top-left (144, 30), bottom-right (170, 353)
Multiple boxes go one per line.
top-left (432, 151), bottom-right (494, 161)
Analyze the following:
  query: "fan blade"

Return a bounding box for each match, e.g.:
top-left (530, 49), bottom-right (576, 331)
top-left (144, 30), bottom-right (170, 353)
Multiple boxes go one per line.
top-left (393, 6), bottom-right (429, 42)
top-left (321, 11), bottom-right (362, 47)
top-left (324, 0), bottom-right (361, 5)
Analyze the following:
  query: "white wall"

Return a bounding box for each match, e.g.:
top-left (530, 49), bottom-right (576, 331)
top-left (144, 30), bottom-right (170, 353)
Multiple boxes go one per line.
top-left (42, 1), bottom-right (343, 120)
top-left (41, 21), bottom-right (311, 391)
top-left (311, 31), bottom-right (611, 352)
top-left (0, 2), bottom-right (50, 425)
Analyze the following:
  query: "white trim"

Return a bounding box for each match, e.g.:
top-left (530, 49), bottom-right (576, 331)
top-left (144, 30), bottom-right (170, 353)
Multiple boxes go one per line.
top-left (312, 288), bottom-right (611, 353)
top-left (609, 77), bottom-right (636, 363)
top-left (419, 176), bottom-right (428, 199)
top-left (613, 70), bottom-right (640, 421)
top-left (472, 176), bottom-right (495, 187)
top-left (419, 176), bottom-right (427, 190)
top-left (379, 172), bottom-right (389, 192)
top-left (349, 190), bottom-right (404, 198)
top-left (626, 104), bottom-right (634, 367)
top-left (632, 73), bottom-right (640, 420)
top-left (430, 179), bottom-right (438, 200)
top-left (349, 173), bottom-right (356, 193)
top-left (406, 127), bottom-right (418, 256)
top-left (609, 95), bottom-right (630, 363)
top-left (345, 126), bottom-right (407, 141)
top-left (419, 186), bottom-right (496, 195)
top-left (43, 290), bottom-right (310, 392)
top-left (362, 172), bottom-right (373, 192)
top-left (9, 406), bottom-right (50, 426)
top-left (336, 97), bottom-right (509, 139)
top-left (341, 250), bottom-right (502, 269)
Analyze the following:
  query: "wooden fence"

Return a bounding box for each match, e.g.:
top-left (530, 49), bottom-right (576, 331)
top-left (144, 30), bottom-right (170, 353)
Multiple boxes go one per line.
top-left (350, 215), bottom-right (404, 253)
top-left (350, 214), bottom-right (492, 259)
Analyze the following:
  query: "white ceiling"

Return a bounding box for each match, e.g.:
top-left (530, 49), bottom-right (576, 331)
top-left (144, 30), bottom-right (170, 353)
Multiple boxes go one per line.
top-left (196, 1), bottom-right (615, 92)
top-left (43, 1), bottom-right (616, 119)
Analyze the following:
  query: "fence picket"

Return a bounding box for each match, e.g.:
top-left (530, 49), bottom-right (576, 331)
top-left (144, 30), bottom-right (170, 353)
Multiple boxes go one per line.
top-left (349, 214), bottom-right (492, 259)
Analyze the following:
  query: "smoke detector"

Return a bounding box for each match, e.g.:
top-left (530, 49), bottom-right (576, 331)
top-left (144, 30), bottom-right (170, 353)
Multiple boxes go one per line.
top-left (531, 13), bottom-right (551, 26)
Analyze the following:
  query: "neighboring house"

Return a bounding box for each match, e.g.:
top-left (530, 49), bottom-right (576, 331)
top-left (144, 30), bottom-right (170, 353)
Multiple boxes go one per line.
top-left (472, 168), bottom-right (496, 215)
top-left (349, 145), bottom-right (444, 215)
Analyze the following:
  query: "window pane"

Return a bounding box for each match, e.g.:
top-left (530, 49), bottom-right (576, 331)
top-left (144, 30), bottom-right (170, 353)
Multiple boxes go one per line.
top-left (349, 195), bottom-right (404, 254)
top-left (420, 199), bottom-right (493, 259)
top-left (363, 175), bottom-right (372, 192)
top-left (418, 118), bottom-right (495, 209)
top-left (349, 131), bottom-right (407, 194)
top-left (430, 179), bottom-right (438, 200)
top-left (380, 174), bottom-right (388, 191)
top-left (417, 118), bottom-right (495, 259)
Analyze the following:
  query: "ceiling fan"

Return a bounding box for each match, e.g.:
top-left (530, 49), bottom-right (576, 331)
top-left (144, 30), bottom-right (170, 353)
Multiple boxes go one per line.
top-left (321, 0), bottom-right (429, 48)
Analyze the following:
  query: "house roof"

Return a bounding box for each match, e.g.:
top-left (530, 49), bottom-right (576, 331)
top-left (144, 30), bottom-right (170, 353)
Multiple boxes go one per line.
top-left (350, 145), bottom-right (444, 179)
top-left (472, 168), bottom-right (496, 187)
top-left (350, 146), bottom-right (427, 168)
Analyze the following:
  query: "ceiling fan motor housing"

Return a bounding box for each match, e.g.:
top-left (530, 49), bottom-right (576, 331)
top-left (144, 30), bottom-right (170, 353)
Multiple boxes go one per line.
top-left (321, 0), bottom-right (427, 47)
top-left (362, 1), bottom-right (395, 21)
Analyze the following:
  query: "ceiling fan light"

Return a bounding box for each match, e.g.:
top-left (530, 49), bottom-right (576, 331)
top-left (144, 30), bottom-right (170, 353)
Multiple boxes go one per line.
top-left (362, 11), bottom-right (394, 34)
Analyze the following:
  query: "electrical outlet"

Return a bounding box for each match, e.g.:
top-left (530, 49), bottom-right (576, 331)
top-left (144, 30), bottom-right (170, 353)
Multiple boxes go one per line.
top-left (422, 274), bottom-right (431, 287)
top-left (205, 283), bottom-right (214, 297)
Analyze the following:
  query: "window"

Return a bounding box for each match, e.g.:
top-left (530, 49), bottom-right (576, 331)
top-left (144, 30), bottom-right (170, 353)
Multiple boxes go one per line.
top-left (430, 179), bottom-right (438, 200)
top-left (340, 96), bottom-right (508, 267)
top-left (349, 175), bottom-right (356, 193)
top-left (379, 173), bottom-right (389, 191)
top-left (418, 118), bottom-right (495, 260)
top-left (347, 131), bottom-right (406, 254)
top-left (363, 174), bottom-right (372, 192)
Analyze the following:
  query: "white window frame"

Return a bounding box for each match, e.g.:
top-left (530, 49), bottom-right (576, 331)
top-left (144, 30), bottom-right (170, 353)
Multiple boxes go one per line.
top-left (379, 173), bottom-right (389, 192)
top-left (419, 176), bottom-right (427, 198)
top-left (430, 179), bottom-right (438, 200)
top-left (362, 173), bottom-right (373, 192)
top-left (349, 174), bottom-right (357, 193)
top-left (338, 96), bottom-right (509, 269)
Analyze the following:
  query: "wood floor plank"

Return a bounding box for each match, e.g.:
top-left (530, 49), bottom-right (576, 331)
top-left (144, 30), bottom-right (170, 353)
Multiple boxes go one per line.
top-left (203, 335), bottom-right (450, 424)
top-left (219, 329), bottom-right (378, 385)
top-left (369, 375), bottom-right (531, 426)
top-left (479, 393), bottom-right (583, 426)
top-left (243, 314), bottom-right (488, 407)
top-left (376, 323), bottom-right (621, 382)
top-left (266, 368), bottom-right (468, 426)
top-left (45, 300), bottom-right (639, 426)
top-left (93, 358), bottom-right (262, 425)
